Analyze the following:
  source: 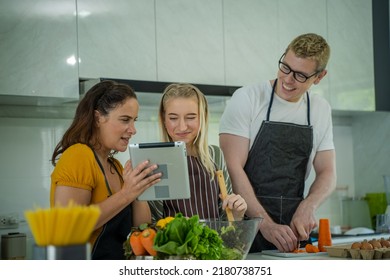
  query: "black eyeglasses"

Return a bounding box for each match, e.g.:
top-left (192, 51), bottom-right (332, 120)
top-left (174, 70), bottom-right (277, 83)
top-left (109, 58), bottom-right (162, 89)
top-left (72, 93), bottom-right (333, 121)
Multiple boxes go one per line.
top-left (278, 54), bottom-right (319, 83)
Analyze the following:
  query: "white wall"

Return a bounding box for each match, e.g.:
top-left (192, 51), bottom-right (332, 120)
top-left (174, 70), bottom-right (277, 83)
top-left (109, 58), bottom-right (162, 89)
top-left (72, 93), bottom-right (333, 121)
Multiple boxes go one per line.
top-left (352, 112), bottom-right (390, 196)
top-left (309, 122), bottom-right (355, 227)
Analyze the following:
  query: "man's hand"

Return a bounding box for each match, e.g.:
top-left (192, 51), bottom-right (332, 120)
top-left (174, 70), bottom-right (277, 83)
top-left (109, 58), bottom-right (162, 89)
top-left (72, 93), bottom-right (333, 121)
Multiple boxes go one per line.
top-left (259, 218), bottom-right (298, 252)
top-left (290, 201), bottom-right (317, 241)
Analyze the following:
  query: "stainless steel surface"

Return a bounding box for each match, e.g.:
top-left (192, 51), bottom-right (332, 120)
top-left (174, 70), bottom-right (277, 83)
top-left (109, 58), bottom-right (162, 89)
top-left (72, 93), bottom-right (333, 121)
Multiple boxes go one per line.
top-left (1, 232), bottom-right (26, 260)
top-left (33, 243), bottom-right (91, 260)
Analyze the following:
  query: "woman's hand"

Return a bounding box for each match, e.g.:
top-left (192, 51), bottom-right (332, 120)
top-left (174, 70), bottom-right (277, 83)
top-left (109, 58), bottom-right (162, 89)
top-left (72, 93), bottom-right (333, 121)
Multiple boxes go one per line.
top-left (121, 159), bottom-right (162, 202)
top-left (220, 193), bottom-right (247, 220)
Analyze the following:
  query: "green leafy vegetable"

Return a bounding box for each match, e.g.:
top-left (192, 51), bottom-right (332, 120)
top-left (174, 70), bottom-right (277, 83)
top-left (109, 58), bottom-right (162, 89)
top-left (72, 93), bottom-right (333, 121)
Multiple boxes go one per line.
top-left (153, 213), bottom-right (223, 260)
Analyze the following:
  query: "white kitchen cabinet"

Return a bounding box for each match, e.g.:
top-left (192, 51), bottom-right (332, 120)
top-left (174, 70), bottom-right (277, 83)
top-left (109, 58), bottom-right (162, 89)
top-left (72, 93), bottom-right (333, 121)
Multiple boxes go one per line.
top-left (155, 0), bottom-right (225, 85)
top-left (327, 0), bottom-right (375, 111)
top-left (75, 0), bottom-right (374, 113)
top-left (224, 0), bottom-right (375, 111)
top-left (0, 0), bottom-right (79, 102)
top-left (77, 0), bottom-right (157, 81)
top-left (223, 0), bottom-right (278, 86)
top-left (78, 0), bottom-right (224, 85)
top-left (223, 0), bottom-right (329, 97)
top-left (277, 0), bottom-right (328, 50)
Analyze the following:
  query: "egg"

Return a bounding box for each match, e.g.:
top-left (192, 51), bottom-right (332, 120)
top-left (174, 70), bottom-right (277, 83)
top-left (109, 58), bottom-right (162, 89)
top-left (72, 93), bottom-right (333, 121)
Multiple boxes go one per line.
top-left (351, 242), bottom-right (362, 249)
top-left (361, 241), bottom-right (373, 250)
top-left (379, 238), bottom-right (390, 248)
top-left (368, 239), bottom-right (382, 249)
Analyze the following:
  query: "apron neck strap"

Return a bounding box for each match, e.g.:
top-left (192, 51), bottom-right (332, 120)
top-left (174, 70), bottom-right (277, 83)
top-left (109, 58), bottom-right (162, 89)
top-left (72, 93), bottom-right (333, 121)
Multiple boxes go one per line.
top-left (266, 80), bottom-right (278, 121)
top-left (306, 92), bottom-right (311, 126)
top-left (267, 79), bottom-right (311, 125)
top-left (91, 148), bottom-right (113, 197)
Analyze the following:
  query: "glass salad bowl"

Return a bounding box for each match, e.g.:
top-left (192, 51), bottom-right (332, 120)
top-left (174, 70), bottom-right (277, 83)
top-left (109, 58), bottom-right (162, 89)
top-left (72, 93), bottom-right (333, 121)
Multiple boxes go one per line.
top-left (125, 214), bottom-right (262, 260)
top-left (202, 217), bottom-right (262, 260)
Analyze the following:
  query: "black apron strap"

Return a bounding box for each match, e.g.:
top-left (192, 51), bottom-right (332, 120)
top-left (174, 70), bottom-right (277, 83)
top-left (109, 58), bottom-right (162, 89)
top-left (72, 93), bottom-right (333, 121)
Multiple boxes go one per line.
top-left (89, 148), bottom-right (131, 260)
top-left (266, 80), bottom-right (278, 121)
top-left (306, 92), bottom-right (311, 126)
top-left (91, 149), bottom-right (113, 196)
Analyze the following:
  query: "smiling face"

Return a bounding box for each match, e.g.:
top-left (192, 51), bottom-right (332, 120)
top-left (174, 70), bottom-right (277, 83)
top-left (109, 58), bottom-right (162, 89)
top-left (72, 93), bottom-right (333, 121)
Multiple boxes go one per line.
top-left (163, 96), bottom-right (200, 152)
top-left (276, 50), bottom-right (326, 102)
top-left (95, 97), bottom-right (139, 154)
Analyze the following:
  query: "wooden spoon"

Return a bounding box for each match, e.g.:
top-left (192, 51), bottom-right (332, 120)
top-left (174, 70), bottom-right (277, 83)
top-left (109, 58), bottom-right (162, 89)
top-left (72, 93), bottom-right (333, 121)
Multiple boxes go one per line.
top-left (216, 170), bottom-right (235, 222)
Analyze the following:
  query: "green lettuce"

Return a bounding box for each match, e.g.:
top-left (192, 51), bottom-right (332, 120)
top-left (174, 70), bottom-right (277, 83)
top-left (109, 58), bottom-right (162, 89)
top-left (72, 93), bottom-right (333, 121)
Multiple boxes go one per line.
top-left (153, 213), bottom-right (223, 260)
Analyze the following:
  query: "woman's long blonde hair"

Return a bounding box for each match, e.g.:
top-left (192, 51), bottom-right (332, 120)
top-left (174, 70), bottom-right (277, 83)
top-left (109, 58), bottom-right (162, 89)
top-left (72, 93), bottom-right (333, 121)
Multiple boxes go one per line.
top-left (159, 83), bottom-right (215, 178)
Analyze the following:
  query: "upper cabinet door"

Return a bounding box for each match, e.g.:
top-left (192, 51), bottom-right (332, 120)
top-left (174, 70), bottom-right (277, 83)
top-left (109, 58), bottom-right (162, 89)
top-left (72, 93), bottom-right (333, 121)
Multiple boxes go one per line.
top-left (0, 0), bottom-right (78, 100)
top-left (77, 0), bottom-right (157, 81)
top-left (327, 0), bottom-right (375, 111)
top-left (223, 0), bottom-right (278, 86)
top-left (155, 0), bottom-right (225, 85)
top-left (223, 0), bottom-right (328, 93)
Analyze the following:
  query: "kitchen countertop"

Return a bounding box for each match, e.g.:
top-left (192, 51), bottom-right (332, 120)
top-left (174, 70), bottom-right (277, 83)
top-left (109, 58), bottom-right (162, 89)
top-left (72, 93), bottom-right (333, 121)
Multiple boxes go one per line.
top-left (246, 252), bottom-right (341, 260)
top-left (246, 233), bottom-right (390, 260)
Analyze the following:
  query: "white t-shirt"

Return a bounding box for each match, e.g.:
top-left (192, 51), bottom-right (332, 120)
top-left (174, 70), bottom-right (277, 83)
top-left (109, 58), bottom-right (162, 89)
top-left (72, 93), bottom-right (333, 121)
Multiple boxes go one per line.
top-left (219, 80), bottom-right (334, 178)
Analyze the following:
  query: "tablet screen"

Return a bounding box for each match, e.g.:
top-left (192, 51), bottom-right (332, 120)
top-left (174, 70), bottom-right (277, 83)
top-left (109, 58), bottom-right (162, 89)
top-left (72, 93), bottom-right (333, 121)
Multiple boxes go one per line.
top-left (128, 141), bottom-right (191, 201)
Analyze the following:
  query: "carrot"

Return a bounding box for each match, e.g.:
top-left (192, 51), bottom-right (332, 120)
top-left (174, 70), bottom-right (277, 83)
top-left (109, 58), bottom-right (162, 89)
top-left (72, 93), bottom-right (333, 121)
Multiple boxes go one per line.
top-left (318, 219), bottom-right (332, 252)
top-left (141, 227), bottom-right (157, 256)
top-left (305, 244), bottom-right (320, 253)
top-left (292, 248), bottom-right (305, 253)
top-left (130, 231), bottom-right (147, 256)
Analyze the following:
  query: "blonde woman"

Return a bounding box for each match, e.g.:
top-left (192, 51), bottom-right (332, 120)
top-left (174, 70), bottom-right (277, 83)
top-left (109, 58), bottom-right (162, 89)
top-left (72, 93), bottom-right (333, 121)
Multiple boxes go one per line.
top-left (148, 83), bottom-right (247, 222)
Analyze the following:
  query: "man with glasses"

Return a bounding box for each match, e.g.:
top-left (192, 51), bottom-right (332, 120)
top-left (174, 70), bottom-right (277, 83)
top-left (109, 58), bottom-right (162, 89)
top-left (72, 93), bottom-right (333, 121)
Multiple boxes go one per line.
top-left (219, 33), bottom-right (336, 253)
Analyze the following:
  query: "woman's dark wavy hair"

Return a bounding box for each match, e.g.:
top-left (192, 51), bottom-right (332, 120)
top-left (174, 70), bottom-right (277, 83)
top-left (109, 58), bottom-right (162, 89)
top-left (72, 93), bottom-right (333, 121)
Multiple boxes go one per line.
top-left (51, 80), bottom-right (137, 166)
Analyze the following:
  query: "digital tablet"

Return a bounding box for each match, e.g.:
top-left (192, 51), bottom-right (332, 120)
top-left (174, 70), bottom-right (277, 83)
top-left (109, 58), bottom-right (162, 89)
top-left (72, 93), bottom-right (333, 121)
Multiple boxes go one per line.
top-left (128, 141), bottom-right (191, 201)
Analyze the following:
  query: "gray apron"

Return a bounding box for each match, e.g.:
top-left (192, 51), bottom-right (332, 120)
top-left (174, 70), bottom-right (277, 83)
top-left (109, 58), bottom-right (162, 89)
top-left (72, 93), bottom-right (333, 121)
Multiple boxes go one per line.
top-left (245, 79), bottom-right (313, 251)
top-left (91, 150), bottom-right (132, 260)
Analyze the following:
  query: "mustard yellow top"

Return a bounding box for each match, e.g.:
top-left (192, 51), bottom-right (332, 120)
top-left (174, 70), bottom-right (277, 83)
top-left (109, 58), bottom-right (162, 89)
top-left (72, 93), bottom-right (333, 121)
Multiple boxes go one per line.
top-left (50, 143), bottom-right (123, 245)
